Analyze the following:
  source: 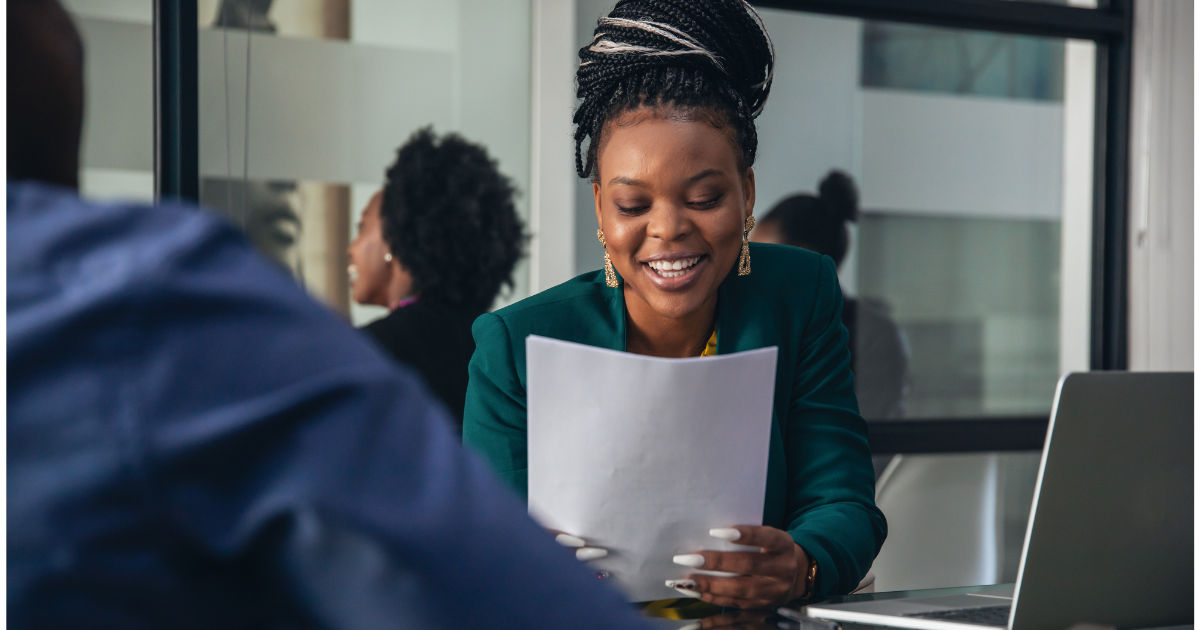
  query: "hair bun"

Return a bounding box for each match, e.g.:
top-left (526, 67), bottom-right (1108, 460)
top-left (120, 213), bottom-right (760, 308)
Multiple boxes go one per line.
top-left (578, 0), bottom-right (775, 117)
top-left (818, 170), bottom-right (859, 223)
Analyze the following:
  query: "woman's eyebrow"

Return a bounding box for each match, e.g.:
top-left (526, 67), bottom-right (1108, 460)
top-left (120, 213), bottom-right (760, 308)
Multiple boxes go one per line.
top-left (608, 175), bottom-right (648, 187)
top-left (685, 169), bottom-right (722, 184)
top-left (607, 169), bottom-right (723, 188)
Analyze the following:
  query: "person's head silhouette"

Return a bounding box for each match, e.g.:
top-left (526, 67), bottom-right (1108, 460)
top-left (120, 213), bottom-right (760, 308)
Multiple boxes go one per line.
top-left (8, 0), bottom-right (85, 189)
top-left (752, 171), bottom-right (859, 268)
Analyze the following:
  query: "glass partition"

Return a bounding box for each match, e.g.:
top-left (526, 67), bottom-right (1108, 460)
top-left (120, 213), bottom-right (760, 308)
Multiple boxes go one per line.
top-left (743, 9), bottom-right (1095, 591)
top-left (61, 0), bottom-right (155, 202)
top-left (861, 22), bottom-right (1065, 101)
top-left (747, 11), bottom-right (1094, 423)
top-left (197, 0), bottom-right (532, 322)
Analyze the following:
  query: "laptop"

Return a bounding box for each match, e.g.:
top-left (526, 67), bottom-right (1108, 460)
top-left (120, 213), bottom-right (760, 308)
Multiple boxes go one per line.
top-left (806, 372), bottom-right (1193, 630)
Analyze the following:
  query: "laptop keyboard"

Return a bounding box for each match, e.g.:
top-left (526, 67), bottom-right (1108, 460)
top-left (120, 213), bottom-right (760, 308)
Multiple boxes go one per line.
top-left (905, 605), bottom-right (1011, 627)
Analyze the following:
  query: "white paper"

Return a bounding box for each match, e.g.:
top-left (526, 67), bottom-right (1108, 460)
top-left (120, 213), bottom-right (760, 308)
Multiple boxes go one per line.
top-left (526, 335), bottom-right (778, 602)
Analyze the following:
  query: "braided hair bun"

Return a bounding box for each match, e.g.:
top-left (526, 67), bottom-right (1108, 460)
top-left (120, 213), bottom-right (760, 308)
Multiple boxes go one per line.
top-left (574, 0), bottom-right (775, 178)
top-left (759, 170), bottom-right (860, 267)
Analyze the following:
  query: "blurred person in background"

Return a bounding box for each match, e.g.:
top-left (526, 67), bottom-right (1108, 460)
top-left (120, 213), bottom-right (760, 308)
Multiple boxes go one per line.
top-left (6, 1), bottom-right (660, 628)
top-left (200, 179), bottom-right (303, 274)
top-left (349, 128), bottom-right (523, 426)
top-left (752, 171), bottom-right (910, 424)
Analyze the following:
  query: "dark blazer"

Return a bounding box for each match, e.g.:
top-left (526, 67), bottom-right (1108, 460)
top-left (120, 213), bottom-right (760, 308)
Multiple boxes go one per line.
top-left (462, 243), bottom-right (887, 598)
top-left (364, 300), bottom-right (479, 426)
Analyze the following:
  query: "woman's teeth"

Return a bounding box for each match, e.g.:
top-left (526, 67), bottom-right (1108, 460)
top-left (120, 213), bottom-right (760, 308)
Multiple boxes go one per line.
top-left (647, 257), bottom-right (700, 278)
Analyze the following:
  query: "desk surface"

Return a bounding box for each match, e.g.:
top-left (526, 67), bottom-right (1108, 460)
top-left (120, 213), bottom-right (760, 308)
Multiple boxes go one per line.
top-left (639, 583), bottom-right (1013, 628)
top-left (639, 584), bottom-right (1195, 630)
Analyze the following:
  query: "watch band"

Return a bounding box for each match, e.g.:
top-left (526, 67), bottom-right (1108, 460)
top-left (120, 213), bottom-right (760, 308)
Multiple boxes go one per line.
top-left (804, 557), bottom-right (818, 597)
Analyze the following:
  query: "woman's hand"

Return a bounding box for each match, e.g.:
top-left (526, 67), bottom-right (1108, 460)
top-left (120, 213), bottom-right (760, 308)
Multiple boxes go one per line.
top-left (666, 525), bottom-right (810, 609)
top-left (549, 531), bottom-right (608, 561)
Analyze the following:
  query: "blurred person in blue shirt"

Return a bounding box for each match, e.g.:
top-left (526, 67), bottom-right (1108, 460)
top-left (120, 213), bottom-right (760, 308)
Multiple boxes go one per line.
top-left (6, 1), bottom-right (657, 628)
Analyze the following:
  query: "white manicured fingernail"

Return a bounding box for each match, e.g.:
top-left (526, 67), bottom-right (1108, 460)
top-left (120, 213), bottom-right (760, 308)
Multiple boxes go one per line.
top-left (673, 554), bottom-right (705, 568)
top-left (673, 586), bottom-right (702, 598)
top-left (710, 527), bottom-right (741, 541)
top-left (666, 579), bottom-right (697, 589)
top-left (555, 534), bottom-right (585, 548)
top-left (679, 623), bottom-right (701, 630)
top-left (576, 547), bottom-right (608, 561)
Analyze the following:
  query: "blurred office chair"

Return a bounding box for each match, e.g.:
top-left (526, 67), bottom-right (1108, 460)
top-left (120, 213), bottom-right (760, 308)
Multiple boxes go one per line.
top-left (869, 453), bottom-right (1005, 592)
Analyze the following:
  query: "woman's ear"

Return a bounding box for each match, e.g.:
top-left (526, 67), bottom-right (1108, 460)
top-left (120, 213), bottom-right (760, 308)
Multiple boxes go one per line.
top-left (743, 168), bottom-right (756, 219)
top-left (593, 181), bottom-right (604, 231)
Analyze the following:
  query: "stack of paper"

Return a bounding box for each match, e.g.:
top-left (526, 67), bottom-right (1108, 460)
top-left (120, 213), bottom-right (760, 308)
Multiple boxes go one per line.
top-left (526, 335), bottom-right (778, 602)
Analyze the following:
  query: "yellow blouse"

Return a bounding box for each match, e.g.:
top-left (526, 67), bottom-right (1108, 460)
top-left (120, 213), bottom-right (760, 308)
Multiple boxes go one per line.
top-left (701, 329), bottom-right (718, 357)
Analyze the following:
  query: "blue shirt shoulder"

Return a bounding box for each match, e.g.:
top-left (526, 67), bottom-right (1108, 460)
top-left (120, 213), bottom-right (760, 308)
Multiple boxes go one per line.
top-left (7, 182), bottom-right (655, 630)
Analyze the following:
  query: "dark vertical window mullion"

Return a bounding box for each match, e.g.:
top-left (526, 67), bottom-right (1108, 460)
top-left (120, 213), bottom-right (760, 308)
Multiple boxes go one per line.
top-left (1091, 0), bottom-right (1133, 370)
top-left (153, 0), bottom-right (199, 202)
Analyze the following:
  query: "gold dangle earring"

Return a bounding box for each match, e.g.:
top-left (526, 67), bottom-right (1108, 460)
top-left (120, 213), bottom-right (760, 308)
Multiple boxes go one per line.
top-left (597, 229), bottom-right (618, 288)
top-left (738, 216), bottom-right (755, 276)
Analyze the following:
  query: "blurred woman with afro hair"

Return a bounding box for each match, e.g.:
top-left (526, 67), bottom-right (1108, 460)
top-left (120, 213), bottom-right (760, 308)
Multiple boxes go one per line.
top-left (349, 128), bottom-right (524, 427)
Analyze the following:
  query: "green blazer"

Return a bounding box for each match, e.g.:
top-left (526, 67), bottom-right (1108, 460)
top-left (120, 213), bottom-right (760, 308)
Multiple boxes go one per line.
top-left (462, 243), bottom-right (886, 598)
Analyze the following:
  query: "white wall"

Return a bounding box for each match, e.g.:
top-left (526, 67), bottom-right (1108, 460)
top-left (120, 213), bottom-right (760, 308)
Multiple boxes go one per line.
top-left (65, 4), bottom-right (156, 202)
top-left (197, 31), bottom-right (456, 184)
top-left (1127, 0), bottom-right (1194, 371)
top-left (860, 91), bottom-right (1063, 221)
top-left (753, 11), bottom-right (861, 215)
top-left (528, 0), bottom-right (578, 293)
top-left (351, 1), bottom-right (459, 51)
top-left (1058, 41), bottom-right (1096, 376)
top-left (573, 0), bottom-right (617, 276)
top-left (753, 10), bottom-right (862, 293)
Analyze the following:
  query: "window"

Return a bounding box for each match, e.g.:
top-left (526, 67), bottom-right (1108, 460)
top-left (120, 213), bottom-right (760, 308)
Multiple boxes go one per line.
top-left (737, 0), bottom-right (1129, 591)
top-left (862, 22), bottom-right (1065, 101)
top-left (157, 0), bottom-right (1133, 444)
top-left (752, 13), bottom-right (1094, 423)
top-left (194, 0), bottom-right (533, 322)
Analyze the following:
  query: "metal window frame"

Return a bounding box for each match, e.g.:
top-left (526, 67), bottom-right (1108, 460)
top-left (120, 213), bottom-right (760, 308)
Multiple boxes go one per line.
top-left (753, 0), bottom-right (1133, 454)
top-left (154, 0), bottom-right (199, 202)
top-left (151, 0), bottom-right (1132, 454)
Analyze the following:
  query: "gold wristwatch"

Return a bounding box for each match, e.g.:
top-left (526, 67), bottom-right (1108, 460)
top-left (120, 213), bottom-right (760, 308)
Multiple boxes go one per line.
top-left (803, 556), bottom-right (818, 598)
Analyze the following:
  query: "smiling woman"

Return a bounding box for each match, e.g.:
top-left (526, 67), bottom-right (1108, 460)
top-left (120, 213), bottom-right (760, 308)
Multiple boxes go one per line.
top-left (462, 0), bottom-right (886, 609)
top-left (595, 112), bottom-right (753, 358)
